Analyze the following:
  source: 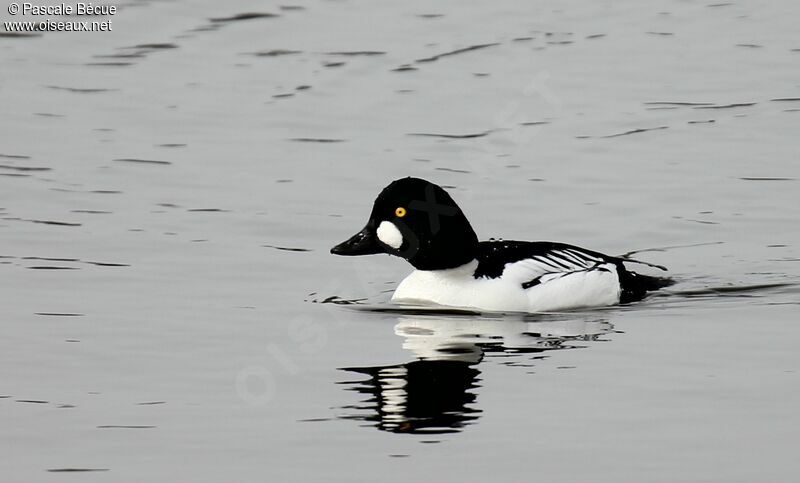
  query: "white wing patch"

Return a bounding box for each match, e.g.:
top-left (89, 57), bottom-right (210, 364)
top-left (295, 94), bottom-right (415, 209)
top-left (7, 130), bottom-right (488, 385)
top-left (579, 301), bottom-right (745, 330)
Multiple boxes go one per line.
top-left (501, 248), bottom-right (610, 289)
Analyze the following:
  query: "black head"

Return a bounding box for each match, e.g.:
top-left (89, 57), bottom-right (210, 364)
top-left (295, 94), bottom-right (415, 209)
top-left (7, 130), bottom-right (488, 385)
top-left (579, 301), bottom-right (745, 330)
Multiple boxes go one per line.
top-left (331, 177), bottom-right (479, 270)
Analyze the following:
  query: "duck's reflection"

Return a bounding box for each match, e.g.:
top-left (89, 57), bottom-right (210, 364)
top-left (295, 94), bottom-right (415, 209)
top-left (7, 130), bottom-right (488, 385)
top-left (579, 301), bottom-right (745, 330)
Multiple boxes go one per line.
top-left (340, 359), bottom-right (481, 434)
top-left (339, 315), bottom-right (612, 434)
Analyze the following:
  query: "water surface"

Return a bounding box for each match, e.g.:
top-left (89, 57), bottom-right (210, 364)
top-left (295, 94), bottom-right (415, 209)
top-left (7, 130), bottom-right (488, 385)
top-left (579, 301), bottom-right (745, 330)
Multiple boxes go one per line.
top-left (1, 0), bottom-right (799, 481)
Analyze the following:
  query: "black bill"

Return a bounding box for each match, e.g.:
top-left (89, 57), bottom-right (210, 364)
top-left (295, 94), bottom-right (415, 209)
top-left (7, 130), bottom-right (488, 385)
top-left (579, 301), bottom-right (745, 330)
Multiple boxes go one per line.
top-left (331, 225), bottom-right (384, 256)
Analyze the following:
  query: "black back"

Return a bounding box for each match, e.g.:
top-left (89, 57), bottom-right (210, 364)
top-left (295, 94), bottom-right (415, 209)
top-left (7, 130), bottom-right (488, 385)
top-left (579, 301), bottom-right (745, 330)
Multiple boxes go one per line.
top-left (474, 240), bottom-right (615, 278)
top-left (474, 240), bottom-right (673, 303)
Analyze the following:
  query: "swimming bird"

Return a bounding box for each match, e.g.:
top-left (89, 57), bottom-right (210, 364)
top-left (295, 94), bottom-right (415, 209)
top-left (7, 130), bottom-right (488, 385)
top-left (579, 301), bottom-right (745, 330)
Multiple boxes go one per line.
top-left (331, 177), bottom-right (672, 313)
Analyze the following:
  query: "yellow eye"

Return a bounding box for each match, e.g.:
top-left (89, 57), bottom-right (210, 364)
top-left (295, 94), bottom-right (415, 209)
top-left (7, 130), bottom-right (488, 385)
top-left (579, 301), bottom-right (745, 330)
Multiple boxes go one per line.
top-left (395, 207), bottom-right (407, 218)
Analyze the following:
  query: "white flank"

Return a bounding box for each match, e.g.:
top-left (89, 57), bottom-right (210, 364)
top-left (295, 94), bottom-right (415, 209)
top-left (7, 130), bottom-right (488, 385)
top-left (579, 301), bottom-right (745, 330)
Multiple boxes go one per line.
top-left (392, 259), bottom-right (622, 313)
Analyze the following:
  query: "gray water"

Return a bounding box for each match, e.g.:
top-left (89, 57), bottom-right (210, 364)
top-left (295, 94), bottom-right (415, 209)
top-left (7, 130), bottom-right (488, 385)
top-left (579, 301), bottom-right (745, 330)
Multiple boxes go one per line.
top-left (2, 0), bottom-right (799, 481)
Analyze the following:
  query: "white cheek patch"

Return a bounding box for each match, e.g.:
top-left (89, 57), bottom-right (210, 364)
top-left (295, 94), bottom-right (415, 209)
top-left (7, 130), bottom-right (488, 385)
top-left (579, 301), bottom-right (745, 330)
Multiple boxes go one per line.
top-left (376, 221), bottom-right (404, 249)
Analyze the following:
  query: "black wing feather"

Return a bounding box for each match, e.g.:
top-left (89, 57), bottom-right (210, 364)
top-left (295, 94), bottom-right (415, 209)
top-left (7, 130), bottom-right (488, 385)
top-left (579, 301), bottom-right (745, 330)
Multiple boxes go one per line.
top-left (474, 240), bottom-right (672, 302)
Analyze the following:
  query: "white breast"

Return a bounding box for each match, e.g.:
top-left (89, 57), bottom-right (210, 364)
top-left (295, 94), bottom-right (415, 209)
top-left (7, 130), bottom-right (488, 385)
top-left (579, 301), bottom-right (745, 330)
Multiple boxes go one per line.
top-left (391, 259), bottom-right (622, 313)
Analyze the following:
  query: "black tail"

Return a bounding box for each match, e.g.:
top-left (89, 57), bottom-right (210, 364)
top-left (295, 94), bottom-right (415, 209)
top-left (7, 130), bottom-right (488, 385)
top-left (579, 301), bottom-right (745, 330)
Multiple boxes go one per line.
top-left (618, 269), bottom-right (674, 304)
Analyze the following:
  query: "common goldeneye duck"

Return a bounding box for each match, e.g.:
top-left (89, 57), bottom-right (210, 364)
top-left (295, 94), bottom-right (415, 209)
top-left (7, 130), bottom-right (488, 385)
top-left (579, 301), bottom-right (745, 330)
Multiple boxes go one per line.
top-left (331, 177), bottom-right (672, 313)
